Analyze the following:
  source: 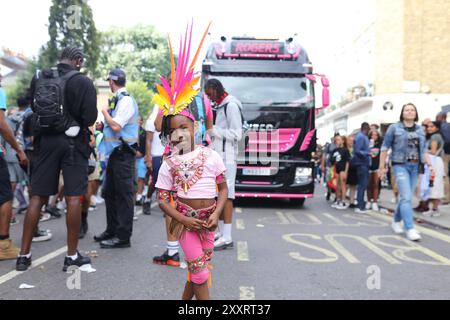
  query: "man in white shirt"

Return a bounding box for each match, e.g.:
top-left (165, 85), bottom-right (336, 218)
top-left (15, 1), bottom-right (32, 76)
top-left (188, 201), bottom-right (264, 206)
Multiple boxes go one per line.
top-left (143, 107), bottom-right (165, 215)
top-left (95, 69), bottom-right (139, 249)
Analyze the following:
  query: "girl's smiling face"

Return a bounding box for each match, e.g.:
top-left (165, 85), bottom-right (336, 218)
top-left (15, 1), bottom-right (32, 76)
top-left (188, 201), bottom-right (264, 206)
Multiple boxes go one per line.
top-left (169, 115), bottom-right (196, 154)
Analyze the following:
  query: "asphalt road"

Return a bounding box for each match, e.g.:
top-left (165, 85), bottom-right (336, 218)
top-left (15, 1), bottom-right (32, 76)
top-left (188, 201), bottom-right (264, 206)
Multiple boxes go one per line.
top-left (1, 185), bottom-right (450, 300)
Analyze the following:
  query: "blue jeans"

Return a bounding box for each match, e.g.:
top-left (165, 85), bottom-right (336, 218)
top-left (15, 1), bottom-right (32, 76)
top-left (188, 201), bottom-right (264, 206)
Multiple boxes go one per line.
top-left (393, 163), bottom-right (419, 231)
top-left (356, 165), bottom-right (370, 210)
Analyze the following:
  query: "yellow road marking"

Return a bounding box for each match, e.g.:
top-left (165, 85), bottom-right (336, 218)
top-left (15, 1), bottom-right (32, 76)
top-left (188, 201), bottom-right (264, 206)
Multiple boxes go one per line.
top-left (368, 212), bottom-right (450, 244)
top-left (322, 213), bottom-right (349, 226)
top-left (275, 211), bottom-right (291, 224)
top-left (370, 235), bottom-right (450, 266)
top-left (239, 286), bottom-right (255, 300)
top-left (236, 219), bottom-right (245, 230)
top-left (324, 234), bottom-right (401, 264)
top-left (283, 234), bottom-right (339, 263)
top-left (237, 241), bottom-right (250, 261)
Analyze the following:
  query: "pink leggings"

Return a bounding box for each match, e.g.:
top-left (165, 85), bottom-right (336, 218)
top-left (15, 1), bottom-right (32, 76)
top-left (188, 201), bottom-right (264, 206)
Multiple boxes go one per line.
top-left (176, 201), bottom-right (217, 285)
top-left (179, 230), bottom-right (214, 285)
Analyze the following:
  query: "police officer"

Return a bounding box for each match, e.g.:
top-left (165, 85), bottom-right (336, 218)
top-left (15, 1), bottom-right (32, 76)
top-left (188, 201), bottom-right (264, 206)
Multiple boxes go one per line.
top-left (95, 69), bottom-right (139, 249)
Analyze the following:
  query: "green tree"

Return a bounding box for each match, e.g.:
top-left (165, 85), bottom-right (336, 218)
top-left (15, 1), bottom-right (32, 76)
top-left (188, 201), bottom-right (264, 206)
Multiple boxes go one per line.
top-left (126, 81), bottom-right (154, 119)
top-left (99, 24), bottom-right (171, 88)
top-left (5, 60), bottom-right (38, 107)
top-left (38, 0), bottom-right (100, 77)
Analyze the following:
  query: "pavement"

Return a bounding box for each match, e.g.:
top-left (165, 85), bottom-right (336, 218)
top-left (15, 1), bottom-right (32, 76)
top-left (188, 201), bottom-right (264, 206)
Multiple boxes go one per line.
top-left (1, 185), bottom-right (450, 300)
top-left (378, 188), bottom-right (450, 231)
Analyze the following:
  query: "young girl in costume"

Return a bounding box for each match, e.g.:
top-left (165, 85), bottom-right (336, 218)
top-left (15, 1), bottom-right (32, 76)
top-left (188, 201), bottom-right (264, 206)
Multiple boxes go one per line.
top-left (153, 22), bottom-right (228, 300)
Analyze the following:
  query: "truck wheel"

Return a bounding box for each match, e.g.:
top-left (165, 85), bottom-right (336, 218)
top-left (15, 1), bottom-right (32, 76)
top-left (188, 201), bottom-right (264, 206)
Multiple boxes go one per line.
top-left (290, 198), bottom-right (305, 207)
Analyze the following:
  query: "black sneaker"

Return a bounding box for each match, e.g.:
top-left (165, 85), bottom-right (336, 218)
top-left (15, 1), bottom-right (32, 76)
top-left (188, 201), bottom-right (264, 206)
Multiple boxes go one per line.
top-left (63, 251), bottom-right (91, 272)
top-left (143, 202), bottom-right (152, 215)
top-left (45, 206), bottom-right (62, 218)
top-left (153, 250), bottom-right (180, 267)
top-left (17, 206), bottom-right (28, 215)
top-left (16, 255), bottom-right (32, 271)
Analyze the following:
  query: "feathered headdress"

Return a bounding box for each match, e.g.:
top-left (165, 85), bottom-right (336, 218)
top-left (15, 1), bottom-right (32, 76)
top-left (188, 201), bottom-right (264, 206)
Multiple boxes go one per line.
top-left (153, 21), bottom-right (211, 118)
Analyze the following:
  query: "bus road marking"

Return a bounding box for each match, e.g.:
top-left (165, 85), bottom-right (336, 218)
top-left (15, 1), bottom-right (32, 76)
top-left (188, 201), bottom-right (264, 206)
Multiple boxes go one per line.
top-left (237, 241), bottom-right (250, 261)
top-left (236, 219), bottom-right (245, 230)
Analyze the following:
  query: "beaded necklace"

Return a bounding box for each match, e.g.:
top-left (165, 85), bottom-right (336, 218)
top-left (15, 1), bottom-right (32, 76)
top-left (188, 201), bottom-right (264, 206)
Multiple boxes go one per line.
top-left (167, 146), bottom-right (209, 193)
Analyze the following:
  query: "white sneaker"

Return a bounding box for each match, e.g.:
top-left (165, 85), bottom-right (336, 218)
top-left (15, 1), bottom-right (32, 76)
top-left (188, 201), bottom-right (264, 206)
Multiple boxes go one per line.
top-left (336, 203), bottom-right (348, 210)
top-left (391, 222), bottom-right (404, 234)
top-left (32, 230), bottom-right (52, 242)
top-left (355, 208), bottom-right (371, 214)
top-left (214, 237), bottom-right (233, 251)
top-left (56, 201), bottom-right (66, 211)
top-left (406, 229), bottom-right (422, 241)
top-left (214, 232), bottom-right (221, 241)
top-left (366, 202), bottom-right (372, 210)
top-left (372, 202), bottom-right (379, 211)
top-left (432, 210), bottom-right (441, 217)
top-left (331, 202), bottom-right (339, 209)
top-left (95, 196), bottom-right (105, 204)
top-left (39, 213), bottom-right (52, 223)
top-left (422, 210), bottom-right (433, 217)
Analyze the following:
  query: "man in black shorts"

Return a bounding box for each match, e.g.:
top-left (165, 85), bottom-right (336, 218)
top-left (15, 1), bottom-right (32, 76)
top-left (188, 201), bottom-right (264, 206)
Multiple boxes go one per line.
top-left (16, 47), bottom-right (98, 272)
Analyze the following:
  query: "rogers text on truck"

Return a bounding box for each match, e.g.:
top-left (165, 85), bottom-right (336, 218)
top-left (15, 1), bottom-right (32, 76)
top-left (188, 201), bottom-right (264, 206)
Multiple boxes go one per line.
top-left (202, 36), bottom-right (329, 206)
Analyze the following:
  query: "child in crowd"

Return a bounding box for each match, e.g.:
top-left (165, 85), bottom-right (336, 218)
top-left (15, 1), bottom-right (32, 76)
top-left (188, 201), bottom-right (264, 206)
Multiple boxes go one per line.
top-left (154, 21), bottom-right (228, 300)
top-left (331, 135), bottom-right (350, 210)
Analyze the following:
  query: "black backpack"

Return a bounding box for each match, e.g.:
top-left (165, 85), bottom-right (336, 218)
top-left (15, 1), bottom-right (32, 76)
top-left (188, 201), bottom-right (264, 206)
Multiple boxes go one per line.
top-left (33, 68), bottom-right (80, 134)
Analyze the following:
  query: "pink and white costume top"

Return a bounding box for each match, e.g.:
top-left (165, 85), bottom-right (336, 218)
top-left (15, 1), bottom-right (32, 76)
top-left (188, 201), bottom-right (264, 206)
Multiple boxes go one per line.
top-left (156, 146), bottom-right (226, 199)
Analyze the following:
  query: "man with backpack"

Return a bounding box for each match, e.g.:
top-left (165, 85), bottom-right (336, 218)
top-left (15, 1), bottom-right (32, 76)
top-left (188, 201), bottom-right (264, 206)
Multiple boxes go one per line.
top-left (16, 47), bottom-right (98, 272)
top-left (205, 79), bottom-right (244, 251)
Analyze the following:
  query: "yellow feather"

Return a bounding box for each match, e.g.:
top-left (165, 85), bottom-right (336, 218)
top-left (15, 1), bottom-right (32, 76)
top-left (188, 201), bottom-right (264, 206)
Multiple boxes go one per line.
top-left (152, 95), bottom-right (170, 115)
top-left (174, 89), bottom-right (199, 111)
top-left (156, 84), bottom-right (171, 102)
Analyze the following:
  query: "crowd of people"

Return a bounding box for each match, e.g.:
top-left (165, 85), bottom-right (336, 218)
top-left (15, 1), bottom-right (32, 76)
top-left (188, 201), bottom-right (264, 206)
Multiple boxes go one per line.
top-left (2, 42), bottom-right (449, 300)
top-left (318, 104), bottom-right (450, 241)
top-left (0, 40), bottom-right (244, 300)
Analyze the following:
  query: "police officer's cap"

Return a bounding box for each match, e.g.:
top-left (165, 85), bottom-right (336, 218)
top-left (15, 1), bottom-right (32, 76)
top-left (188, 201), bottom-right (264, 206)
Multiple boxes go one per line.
top-left (106, 69), bottom-right (127, 82)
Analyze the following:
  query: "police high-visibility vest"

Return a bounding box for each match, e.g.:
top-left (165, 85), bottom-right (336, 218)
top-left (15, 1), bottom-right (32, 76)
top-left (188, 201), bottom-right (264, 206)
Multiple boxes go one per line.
top-left (101, 91), bottom-right (139, 157)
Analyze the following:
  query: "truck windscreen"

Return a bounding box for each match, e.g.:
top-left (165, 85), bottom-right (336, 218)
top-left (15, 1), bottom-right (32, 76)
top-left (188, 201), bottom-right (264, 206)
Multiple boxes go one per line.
top-left (207, 74), bottom-right (313, 107)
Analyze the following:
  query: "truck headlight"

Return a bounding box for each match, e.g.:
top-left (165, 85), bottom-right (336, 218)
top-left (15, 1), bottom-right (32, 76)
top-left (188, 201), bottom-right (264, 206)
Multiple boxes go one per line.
top-left (294, 168), bottom-right (313, 185)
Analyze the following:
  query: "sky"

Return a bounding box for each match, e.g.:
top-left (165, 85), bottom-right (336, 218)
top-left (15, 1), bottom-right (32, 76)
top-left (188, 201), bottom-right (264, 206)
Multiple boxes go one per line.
top-left (1, 0), bottom-right (376, 102)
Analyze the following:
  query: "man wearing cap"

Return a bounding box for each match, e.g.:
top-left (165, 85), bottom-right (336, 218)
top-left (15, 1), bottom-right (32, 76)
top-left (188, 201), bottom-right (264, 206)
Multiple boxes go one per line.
top-left (95, 69), bottom-right (139, 249)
